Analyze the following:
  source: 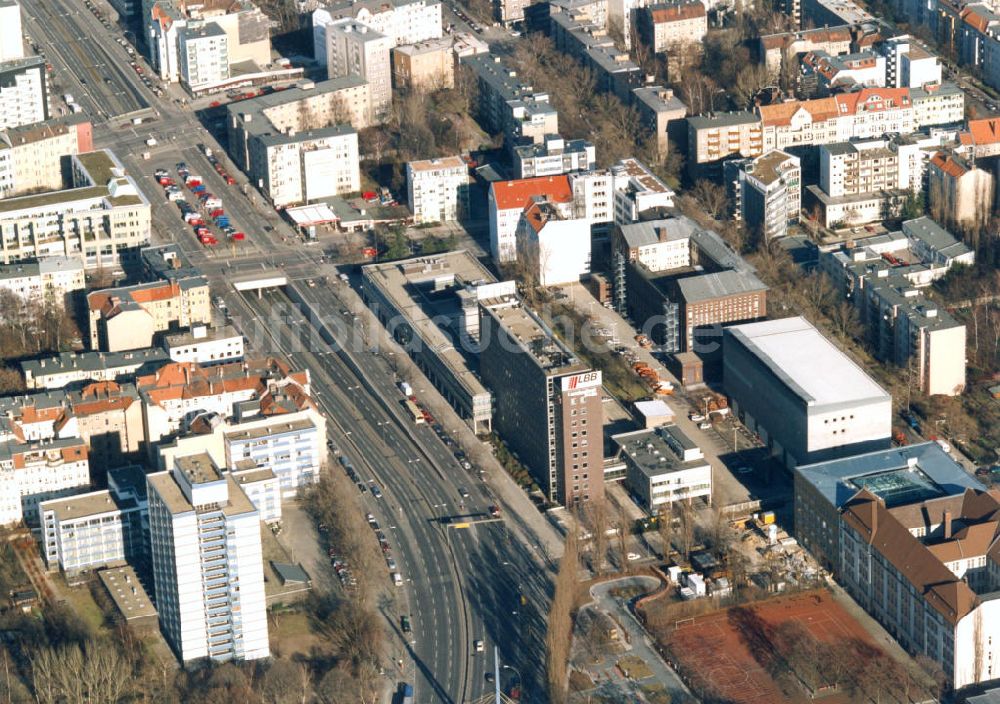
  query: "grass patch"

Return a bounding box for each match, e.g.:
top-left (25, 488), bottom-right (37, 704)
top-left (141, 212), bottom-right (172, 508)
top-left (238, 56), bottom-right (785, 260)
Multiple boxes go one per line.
top-left (269, 609), bottom-right (321, 658)
top-left (568, 669), bottom-right (594, 692)
top-left (617, 655), bottom-right (653, 680)
top-left (640, 682), bottom-right (672, 704)
top-left (60, 582), bottom-right (106, 633)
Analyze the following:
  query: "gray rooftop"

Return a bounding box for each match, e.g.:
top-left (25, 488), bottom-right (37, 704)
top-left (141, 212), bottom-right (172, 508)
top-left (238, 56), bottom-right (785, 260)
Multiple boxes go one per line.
top-left (99, 565), bottom-right (157, 621)
top-left (618, 218), bottom-right (696, 248)
top-left (676, 269), bottom-right (768, 302)
top-left (21, 348), bottom-right (170, 380)
top-left (795, 442), bottom-right (984, 511)
top-left (40, 490), bottom-right (120, 522)
top-left (613, 424), bottom-right (707, 478)
top-left (726, 316), bottom-right (890, 408)
top-left (902, 217), bottom-right (973, 260)
top-left (228, 76), bottom-right (367, 141)
top-left (165, 324), bottom-right (242, 348)
top-left (632, 86), bottom-right (688, 115)
top-left (687, 111), bottom-right (758, 129)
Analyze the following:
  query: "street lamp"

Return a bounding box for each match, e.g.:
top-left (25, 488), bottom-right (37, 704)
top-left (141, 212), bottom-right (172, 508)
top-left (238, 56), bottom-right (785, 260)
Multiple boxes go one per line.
top-left (502, 664), bottom-right (523, 688)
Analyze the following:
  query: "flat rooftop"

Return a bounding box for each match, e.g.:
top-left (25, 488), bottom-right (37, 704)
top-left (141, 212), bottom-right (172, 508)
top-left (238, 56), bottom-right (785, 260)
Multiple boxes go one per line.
top-left (165, 325), bottom-right (241, 348)
top-left (613, 424), bottom-right (706, 478)
top-left (175, 452), bottom-right (223, 485)
top-left (676, 269), bottom-right (767, 302)
top-left (40, 490), bottom-right (119, 522)
top-left (99, 565), bottom-right (157, 621)
top-left (795, 441), bottom-right (983, 509)
top-left (726, 316), bottom-right (890, 408)
top-left (225, 417), bottom-right (315, 442)
top-left (481, 300), bottom-right (586, 374)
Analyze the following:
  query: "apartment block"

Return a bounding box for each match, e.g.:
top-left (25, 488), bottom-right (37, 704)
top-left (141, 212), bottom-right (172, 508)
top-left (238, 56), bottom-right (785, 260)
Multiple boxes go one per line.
top-left (406, 155), bottom-right (469, 224)
top-left (40, 490), bottom-right (137, 575)
top-left (759, 25), bottom-right (856, 76)
top-left (631, 86), bottom-right (687, 160)
top-left (724, 317), bottom-right (891, 469)
top-left (512, 135), bottom-right (595, 179)
top-left (0, 256), bottom-right (84, 304)
top-left (927, 150), bottom-right (994, 232)
top-left (325, 19), bottom-right (393, 120)
top-left (392, 38), bottom-right (454, 90)
top-left (488, 175), bottom-right (573, 263)
top-left (686, 112), bottom-right (763, 174)
top-left (178, 22), bottom-right (230, 91)
top-left (880, 35), bottom-right (942, 89)
top-left (0, 149), bottom-right (150, 271)
top-left (362, 252), bottom-right (499, 433)
top-left (21, 348), bottom-right (170, 390)
top-left (0, 0), bottom-right (24, 63)
top-left (0, 118), bottom-right (93, 198)
top-left (227, 79), bottom-right (366, 208)
top-left (0, 438), bottom-right (89, 526)
top-left (638, 1), bottom-right (707, 54)
top-left (724, 150), bottom-right (801, 242)
top-left (549, 10), bottom-right (643, 102)
top-left (801, 0), bottom-right (873, 28)
top-left (312, 0), bottom-right (442, 62)
top-left (462, 54), bottom-right (559, 149)
top-left (613, 424), bottom-right (712, 513)
top-left (0, 57), bottom-right (48, 130)
top-left (164, 324), bottom-right (245, 366)
top-left (799, 49), bottom-right (885, 96)
top-left (516, 199), bottom-right (592, 286)
top-left (147, 453), bottom-right (269, 663)
top-left (87, 275), bottom-right (211, 353)
top-left (479, 296), bottom-right (605, 507)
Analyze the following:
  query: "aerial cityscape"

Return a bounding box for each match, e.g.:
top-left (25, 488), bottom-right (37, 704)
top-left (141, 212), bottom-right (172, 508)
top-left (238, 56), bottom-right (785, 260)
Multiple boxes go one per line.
top-left (1, 0), bottom-right (1000, 700)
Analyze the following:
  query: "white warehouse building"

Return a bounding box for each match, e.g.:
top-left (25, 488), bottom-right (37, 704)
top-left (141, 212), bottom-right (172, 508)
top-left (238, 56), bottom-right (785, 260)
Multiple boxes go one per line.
top-left (723, 316), bottom-right (892, 468)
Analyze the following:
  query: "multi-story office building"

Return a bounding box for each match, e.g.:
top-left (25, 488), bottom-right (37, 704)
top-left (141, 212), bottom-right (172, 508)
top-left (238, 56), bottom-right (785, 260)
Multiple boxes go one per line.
top-left (488, 175), bottom-right (573, 263)
top-left (879, 35), bottom-right (943, 89)
top-left (164, 325), bottom-right (245, 366)
top-left (638, 1), bottom-right (707, 54)
top-left (0, 118), bottom-right (93, 198)
top-left (312, 0), bottom-right (442, 61)
top-left (676, 271), bottom-right (768, 353)
top-left (0, 57), bottom-right (47, 130)
top-left (391, 37), bottom-right (453, 90)
top-left (479, 296), bottom-right (605, 507)
top-left (0, 438), bottom-right (89, 526)
top-left (512, 135), bottom-right (595, 179)
top-left (801, 0), bottom-right (873, 27)
top-left (613, 424), bottom-right (712, 513)
top-left (463, 54), bottom-right (559, 149)
top-left (226, 79), bottom-right (365, 208)
top-left (725, 150), bottom-right (800, 242)
top-left (0, 150), bottom-right (150, 270)
top-left (87, 275), bottom-right (211, 352)
top-left (21, 348), bottom-right (170, 390)
top-left (515, 199), bottom-right (592, 286)
top-left (610, 157), bottom-right (676, 223)
top-left (147, 453), bottom-right (269, 663)
top-left (406, 155), bottom-right (469, 224)
top-left (362, 252), bottom-right (499, 433)
top-left (0, 256), bottom-right (85, 304)
top-left (631, 86), bottom-right (687, 160)
top-left (325, 19), bottom-right (393, 120)
top-left (0, 0), bottom-right (24, 63)
top-left (178, 22), bottom-right (230, 91)
top-left (724, 317), bottom-right (892, 468)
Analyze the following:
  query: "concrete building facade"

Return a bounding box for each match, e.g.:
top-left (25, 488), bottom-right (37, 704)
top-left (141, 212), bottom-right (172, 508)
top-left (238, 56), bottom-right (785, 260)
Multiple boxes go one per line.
top-left (406, 155), bottom-right (469, 224)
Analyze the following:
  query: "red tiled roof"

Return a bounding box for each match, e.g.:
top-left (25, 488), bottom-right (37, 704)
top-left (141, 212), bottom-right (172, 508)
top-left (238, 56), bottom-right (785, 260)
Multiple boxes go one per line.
top-left (649, 1), bottom-right (705, 23)
top-left (966, 117), bottom-right (1000, 145)
top-left (491, 176), bottom-right (572, 211)
top-left (930, 151), bottom-right (969, 179)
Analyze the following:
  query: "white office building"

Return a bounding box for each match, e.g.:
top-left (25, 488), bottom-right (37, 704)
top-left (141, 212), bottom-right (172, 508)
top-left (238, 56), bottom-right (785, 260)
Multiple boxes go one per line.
top-left (179, 22), bottom-right (230, 91)
top-left (164, 324), bottom-right (245, 366)
top-left (406, 155), bottom-right (469, 224)
top-left (614, 424), bottom-right (712, 512)
top-left (0, 0), bottom-right (24, 63)
top-left (147, 453), bottom-right (269, 663)
top-left (325, 19), bottom-right (393, 120)
top-left (512, 135), bottom-right (596, 179)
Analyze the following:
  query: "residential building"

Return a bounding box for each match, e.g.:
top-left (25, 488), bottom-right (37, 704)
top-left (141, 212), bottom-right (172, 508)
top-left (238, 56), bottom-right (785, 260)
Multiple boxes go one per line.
top-left (549, 10), bottom-right (643, 101)
top-left (515, 198), bottom-right (592, 286)
top-left (610, 157), bottom-right (675, 224)
top-left (40, 490), bottom-right (133, 575)
top-left (137, 357), bottom-right (313, 449)
top-left (630, 85), bottom-right (687, 160)
top-left (0, 118), bottom-right (93, 198)
top-left (178, 22), bottom-right (229, 91)
top-left (0, 149), bottom-right (150, 270)
top-left (406, 155), bottom-right (469, 224)
top-left (362, 252), bottom-right (499, 433)
top-left (325, 19), bottom-right (393, 120)
top-left (723, 316), bottom-right (892, 468)
top-left (512, 135), bottom-right (595, 179)
top-left (904, 216), bottom-right (977, 270)
top-left (0, 0), bottom-right (24, 64)
top-left (227, 81), bottom-right (364, 208)
top-left (911, 82), bottom-right (965, 128)
top-left (0, 256), bottom-right (85, 305)
top-left (958, 116), bottom-right (1000, 159)
top-left (759, 25), bottom-right (856, 77)
top-left (21, 348), bottom-right (171, 390)
top-left (879, 35), bottom-right (943, 89)
top-left (231, 466), bottom-right (281, 523)
top-left (0, 438), bottom-right (89, 526)
top-left (799, 49), bottom-right (886, 96)
top-left (801, 0), bottom-right (873, 28)
top-left (462, 54), bottom-right (559, 149)
top-left (724, 150), bottom-right (801, 242)
top-left (164, 325), bottom-right (245, 366)
top-left (391, 38), bottom-right (454, 90)
top-left (479, 296), bottom-right (605, 507)
top-left (147, 453), bottom-right (269, 662)
top-left (488, 175), bottom-right (573, 263)
top-left (686, 112), bottom-right (762, 175)
top-left (0, 57), bottom-right (48, 130)
top-left (927, 150), bottom-right (994, 232)
top-left (451, 31), bottom-right (489, 59)
top-left (494, 0), bottom-right (529, 24)
top-left (676, 271), bottom-right (768, 353)
top-left (638, 1), bottom-right (707, 56)
top-left (87, 275), bottom-right (211, 353)
top-left (613, 424), bottom-right (712, 513)
top-left (312, 0), bottom-right (442, 61)
top-left (568, 169), bottom-right (614, 231)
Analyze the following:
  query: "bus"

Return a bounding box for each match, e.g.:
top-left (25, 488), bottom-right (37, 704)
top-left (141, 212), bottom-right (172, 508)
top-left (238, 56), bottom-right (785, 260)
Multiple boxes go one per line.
top-left (403, 398), bottom-right (425, 424)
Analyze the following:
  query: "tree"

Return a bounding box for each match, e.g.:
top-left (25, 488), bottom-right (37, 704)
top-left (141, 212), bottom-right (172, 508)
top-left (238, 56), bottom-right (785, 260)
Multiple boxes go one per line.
top-left (733, 63), bottom-right (772, 109)
top-left (260, 660), bottom-right (310, 704)
top-left (657, 505), bottom-right (673, 559)
top-left (678, 500), bottom-right (696, 560)
top-left (586, 497), bottom-right (609, 574)
top-left (690, 180), bottom-right (728, 220)
top-left (546, 521), bottom-right (578, 704)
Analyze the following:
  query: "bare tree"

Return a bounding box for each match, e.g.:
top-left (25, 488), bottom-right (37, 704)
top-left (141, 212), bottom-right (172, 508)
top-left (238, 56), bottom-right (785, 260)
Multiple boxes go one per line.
top-left (690, 180), bottom-right (728, 220)
top-left (586, 497), bottom-right (609, 574)
top-left (617, 503), bottom-right (630, 566)
top-left (260, 660), bottom-right (311, 704)
top-left (733, 63), bottom-right (772, 109)
top-left (678, 500), bottom-right (696, 561)
top-left (546, 522), bottom-right (579, 704)
top-left (657, 505), bottom-right (673, 559)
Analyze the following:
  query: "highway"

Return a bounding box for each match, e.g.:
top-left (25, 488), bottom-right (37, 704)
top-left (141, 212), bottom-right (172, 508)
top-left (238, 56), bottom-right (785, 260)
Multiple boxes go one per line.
top-left (19, 0), bottom-right (151, 123)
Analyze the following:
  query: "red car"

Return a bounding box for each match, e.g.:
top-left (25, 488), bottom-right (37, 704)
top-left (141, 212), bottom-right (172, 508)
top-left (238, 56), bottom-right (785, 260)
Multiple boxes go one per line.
top-left (210, 208), bottom-right (224, 218)
top-left (230, 232), bottom-right (246, 241)
top-left (225, 175), bottom-right (236, 185)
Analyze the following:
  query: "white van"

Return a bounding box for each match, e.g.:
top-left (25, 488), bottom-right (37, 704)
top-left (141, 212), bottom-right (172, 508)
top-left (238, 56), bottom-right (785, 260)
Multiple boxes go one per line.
top-left (391, 572), bottom-right (403, 586)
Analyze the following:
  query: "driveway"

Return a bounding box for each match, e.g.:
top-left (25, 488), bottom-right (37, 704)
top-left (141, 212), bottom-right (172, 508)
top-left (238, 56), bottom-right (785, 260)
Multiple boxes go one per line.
top-left (584, 576), bottom-right (692, 699)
